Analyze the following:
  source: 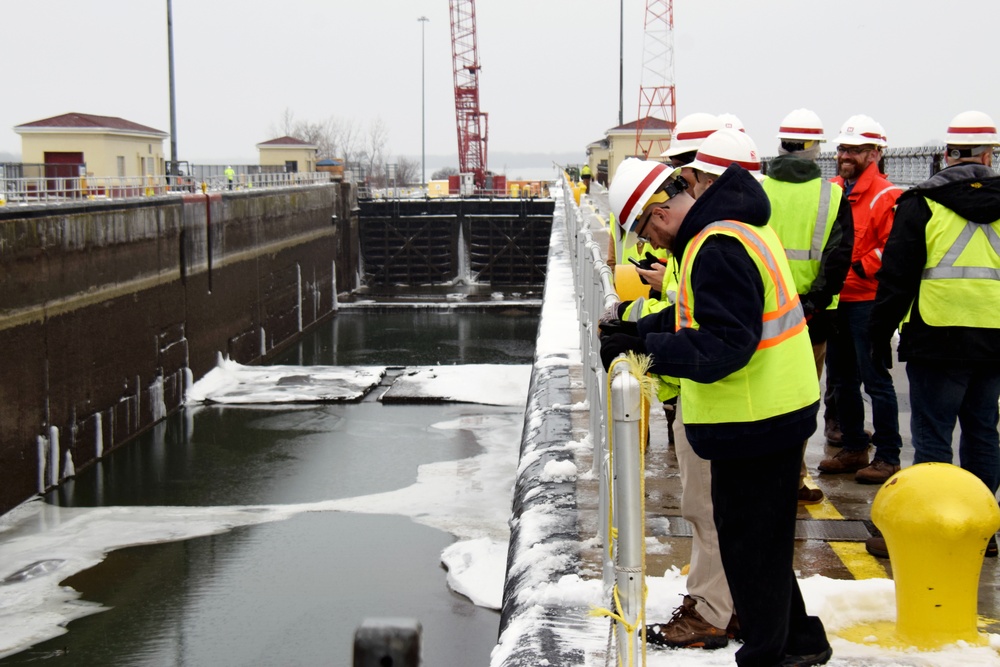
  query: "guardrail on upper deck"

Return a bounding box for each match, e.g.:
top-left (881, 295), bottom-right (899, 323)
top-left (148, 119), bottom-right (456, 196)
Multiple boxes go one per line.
top-left (0, 172), bottom-right (333, 206)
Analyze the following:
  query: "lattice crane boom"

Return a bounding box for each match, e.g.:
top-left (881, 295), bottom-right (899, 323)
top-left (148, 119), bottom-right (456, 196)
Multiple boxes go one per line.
top-left (449, 0), bottom-right (489, 188)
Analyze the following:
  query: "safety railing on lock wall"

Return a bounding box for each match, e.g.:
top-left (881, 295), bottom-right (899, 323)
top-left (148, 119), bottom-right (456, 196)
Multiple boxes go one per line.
top-left (0, 172), bottom-right (333, 206)
top-left (561, 175), bottom-right (650, 665)
top-left (807, 145), bottom-right (1000, 187)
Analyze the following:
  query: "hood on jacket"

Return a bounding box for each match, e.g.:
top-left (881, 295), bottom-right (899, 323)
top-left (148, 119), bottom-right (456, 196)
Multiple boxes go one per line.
top-left (902, 162), bottom-right (1000, 224)
top-left (674, 164), bottom-right (771, 257)
top-left (765, 154), bottom-right (821, 184)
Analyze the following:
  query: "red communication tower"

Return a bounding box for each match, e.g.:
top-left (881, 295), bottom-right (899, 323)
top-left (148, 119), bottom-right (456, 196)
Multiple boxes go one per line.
top-left (449, 0), bottom-right (489, 188)
top-left (635, 0), bottom-right (677, 158)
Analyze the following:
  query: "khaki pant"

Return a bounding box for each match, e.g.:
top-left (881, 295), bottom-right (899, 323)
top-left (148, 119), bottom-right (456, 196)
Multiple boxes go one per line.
top-left (674, 400), bottom-right (734, 629)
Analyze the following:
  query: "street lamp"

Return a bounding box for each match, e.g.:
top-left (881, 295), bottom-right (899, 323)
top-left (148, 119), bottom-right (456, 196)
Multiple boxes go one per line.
top-left (418, 16), bottom-right (429, 192)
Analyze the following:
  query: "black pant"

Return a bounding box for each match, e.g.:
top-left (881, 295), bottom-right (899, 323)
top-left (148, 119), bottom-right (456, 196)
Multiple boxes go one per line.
top-left (711, 442), bottom-right (830, 666)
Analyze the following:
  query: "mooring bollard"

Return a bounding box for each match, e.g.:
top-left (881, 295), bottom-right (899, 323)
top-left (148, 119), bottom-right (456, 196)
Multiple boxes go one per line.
top-left (352, 617), bottom-right (421, 667)
top-left (872, 462), bottom-right (1000, 648)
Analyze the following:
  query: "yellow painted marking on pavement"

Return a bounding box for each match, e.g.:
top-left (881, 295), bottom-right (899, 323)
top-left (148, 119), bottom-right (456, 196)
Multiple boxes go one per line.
top-left (830, 541), bottom-right (888, 580)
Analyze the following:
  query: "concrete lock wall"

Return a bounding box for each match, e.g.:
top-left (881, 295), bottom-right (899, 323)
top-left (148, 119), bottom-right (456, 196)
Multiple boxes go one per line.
top-left (0, 185), bottom-right (353, 515)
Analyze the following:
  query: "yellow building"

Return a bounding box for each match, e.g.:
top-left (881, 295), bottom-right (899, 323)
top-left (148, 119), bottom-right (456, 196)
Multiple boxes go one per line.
top-left (256, 136), bottom-right (317, 173)
top-left (586, 117), bottom-right (674, 186)
top-left (14, 112), bottom-right (167, 177)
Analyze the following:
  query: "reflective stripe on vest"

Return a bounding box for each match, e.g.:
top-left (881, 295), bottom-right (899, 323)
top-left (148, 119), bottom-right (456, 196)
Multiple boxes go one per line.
top-left (677, 221), bottom-right (807, 349)
top-left (781, 180), bottom-right (832, 263)
top-left (674, 220), bottom-right (818, 424)
top-left (917, 200), bottom-right (1000, 328)
top-left (762, 177), bottom-right (842, 310)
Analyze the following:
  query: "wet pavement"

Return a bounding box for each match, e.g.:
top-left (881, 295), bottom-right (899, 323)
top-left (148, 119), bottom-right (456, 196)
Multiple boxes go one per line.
top-left (570, 338), bottom-right (1000, 636)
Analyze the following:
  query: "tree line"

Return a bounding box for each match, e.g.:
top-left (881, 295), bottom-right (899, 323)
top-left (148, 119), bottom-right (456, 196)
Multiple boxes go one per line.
top-left (270, 109), bottom-right (455, 186)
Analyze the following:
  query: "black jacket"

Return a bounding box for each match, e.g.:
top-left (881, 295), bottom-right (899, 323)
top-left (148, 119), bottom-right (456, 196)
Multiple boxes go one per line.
top-left (766, 155), bottom-right (854, 344)
top-left (871, 162), bottom-right (1000, 366)
top-left (636, 164), bottom-right (818, 459)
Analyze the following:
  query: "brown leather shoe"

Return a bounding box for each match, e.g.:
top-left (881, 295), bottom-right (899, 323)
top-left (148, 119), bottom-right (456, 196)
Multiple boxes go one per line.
top-left (726, 613), bottom-right (741, 641)
top-left (823, 417), bottom-right (842, 446)
top-left (645, 595), bottom-right (728, 649)
top-left (797, 486), bottom-right (824, 504)
top-left (855, 459), bottom-right (901, 484)
top-left (818, 448), bottom-right (870, 474)
top-left (865, 536), bottom-right (888, 558)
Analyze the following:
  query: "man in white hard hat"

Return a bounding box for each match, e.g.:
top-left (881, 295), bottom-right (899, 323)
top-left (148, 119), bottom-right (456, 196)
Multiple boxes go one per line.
top-left (600, 134), bottom-right (831, 666)
top-left (817, 114), bottom-right (904, 485)
top-left (762, 109), bottom-right (855, 505)
top-left (604, 121), bottom-right (739, 652)
top-left (867, 111), bottom-right (1000, 559)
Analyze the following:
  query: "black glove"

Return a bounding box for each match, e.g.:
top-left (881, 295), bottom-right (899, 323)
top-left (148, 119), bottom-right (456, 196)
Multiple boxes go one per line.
top-left (800, 298), bottom-right (816, 322)
top-left (600, 333), bottom-right (645, 371)
top-left (598, 319), bottom-right (639, 338)
top-left (851, 260), bottom-right (867, 279)
top-left (871, 338), bottom-right (893, 370)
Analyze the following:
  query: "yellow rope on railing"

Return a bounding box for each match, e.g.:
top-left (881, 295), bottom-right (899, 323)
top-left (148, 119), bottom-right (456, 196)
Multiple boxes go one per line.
top-left (590, 351), bottom-right (656, 667)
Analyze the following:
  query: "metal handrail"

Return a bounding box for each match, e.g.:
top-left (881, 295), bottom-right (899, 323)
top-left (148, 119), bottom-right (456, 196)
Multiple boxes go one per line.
top-left (0, 172), bottom-right (334, 206)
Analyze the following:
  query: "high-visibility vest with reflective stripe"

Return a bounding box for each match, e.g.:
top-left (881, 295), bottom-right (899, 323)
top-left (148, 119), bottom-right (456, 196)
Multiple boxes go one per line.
top-left (762, 177), bottom-right (843, 310)
top-left (675, 220), bottom-right (819, 424)
top-left (914, 200), bottom-right (1000, 329)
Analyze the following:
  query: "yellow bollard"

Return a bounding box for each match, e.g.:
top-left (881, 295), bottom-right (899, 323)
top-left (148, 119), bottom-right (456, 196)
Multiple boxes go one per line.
top-left (872, 462), bottom-right (1000, 649)
top-left (613, 264), bottom-right (651, 301)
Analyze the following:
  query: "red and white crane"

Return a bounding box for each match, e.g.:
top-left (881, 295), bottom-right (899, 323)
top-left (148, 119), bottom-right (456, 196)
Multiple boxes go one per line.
top-left (449, 0), bottom-right (489, 189)
top-left (635, 0), bottom-right (677, 158)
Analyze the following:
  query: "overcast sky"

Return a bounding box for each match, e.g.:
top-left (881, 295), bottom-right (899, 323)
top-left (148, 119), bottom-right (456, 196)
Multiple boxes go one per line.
top-left (1, 0), bottom-right (996, 166)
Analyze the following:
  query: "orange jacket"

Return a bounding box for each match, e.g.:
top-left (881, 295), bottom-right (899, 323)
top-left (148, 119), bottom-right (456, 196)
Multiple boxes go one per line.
top-left (832, 162), bottom-right (902, 301)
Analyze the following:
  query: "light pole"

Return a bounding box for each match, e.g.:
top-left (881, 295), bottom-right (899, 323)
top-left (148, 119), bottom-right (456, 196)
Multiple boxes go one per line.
top-left (167, 0), bottom-right (178, 176)
top-left (418, 16), bottom-right (429, 192)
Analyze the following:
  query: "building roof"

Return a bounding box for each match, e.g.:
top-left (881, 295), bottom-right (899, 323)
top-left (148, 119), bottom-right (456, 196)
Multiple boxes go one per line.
top-left (14, 112), bottom-right (167, 136)
top-left (256, 136), bottom-right (317, 148)
top-left (606, 117), bottom-right (675, 134)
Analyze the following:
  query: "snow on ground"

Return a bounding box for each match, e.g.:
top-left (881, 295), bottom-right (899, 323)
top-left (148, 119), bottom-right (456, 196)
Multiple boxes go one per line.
top-left (185, 356), bottom-right (385, 403)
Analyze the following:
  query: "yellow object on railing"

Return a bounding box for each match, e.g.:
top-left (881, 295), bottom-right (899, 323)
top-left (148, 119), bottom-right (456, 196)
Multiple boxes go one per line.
top-left (872, 462), bottom-right (1000, 649)
top-left (613, 264), bottom-right (651, 301)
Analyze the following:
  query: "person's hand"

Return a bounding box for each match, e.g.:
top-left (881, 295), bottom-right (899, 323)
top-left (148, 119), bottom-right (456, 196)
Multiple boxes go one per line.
top-left (871, 339), bottom-right (893, 370)
top-left (801, 298), bottom-right (816, 322)
top-left (598, 319), bottom-right (639, 338)
top-left (600, 333), bottom-right (645, 371)
top-left (598, 302), bottom-right (628, 327)
top-left (636, 262), bottom-right (666, 292)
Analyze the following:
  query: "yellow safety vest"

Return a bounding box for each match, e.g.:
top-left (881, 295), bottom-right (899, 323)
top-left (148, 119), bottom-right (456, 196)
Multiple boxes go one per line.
top-left (914, 200), bottom-right (1000, 329)
top-left (762, 176), bottom-right (843, 310)
top-left (675, 221), bottom-right (819, 424)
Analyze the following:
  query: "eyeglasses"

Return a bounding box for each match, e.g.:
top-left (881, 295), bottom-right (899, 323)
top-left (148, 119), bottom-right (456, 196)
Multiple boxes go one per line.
top-left (836, 145), bottom-right (875, 156)
top-left (634, 205), bottom-right (661, 243)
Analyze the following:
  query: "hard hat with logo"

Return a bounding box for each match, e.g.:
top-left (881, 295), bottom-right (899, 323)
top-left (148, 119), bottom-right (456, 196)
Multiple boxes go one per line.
top-left (610, 158), bottom-right (683, 238)
top-left (718, 113), bottom-right (745, 132)
top-left (661, 112), bottom-right (722, 159)
top-left (687, 128), bottom-right (763, 180)
top-left (776, 108), bottom-right (826, 142)
top-left (834, 114), bottom-right (885, 147)
top-left (945, 110), bottom-right (1000, 146)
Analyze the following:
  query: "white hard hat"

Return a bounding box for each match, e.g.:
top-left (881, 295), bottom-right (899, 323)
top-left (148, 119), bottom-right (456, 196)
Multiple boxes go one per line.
top-left (688, 128), bottom-right (763, 180)
top-left (776, 108), bottom-right (826, 142)
top-left (834, 114), bottom-right (885, 147)
top-left (945, 110), bottom-right (1000, 146)
top-left (610, 158), bottom-right (682, 237)
top-left (661, 112), bottom-right (722, 158)
top-left (717, 113), bottom-right (745, 132)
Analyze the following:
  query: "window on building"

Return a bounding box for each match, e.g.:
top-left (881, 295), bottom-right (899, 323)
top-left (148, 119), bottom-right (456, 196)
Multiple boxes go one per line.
top-left (117, 156), bottom-right (125, 177)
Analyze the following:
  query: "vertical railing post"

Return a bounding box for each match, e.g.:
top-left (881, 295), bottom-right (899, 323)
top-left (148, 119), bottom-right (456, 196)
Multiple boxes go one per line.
top-left (609, 364), bottom-right (644, 661)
